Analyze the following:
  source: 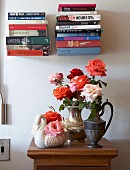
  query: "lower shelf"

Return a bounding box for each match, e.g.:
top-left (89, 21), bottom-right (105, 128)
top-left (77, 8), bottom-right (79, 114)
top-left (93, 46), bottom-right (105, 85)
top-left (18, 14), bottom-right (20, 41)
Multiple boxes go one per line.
top-left (37, 167), bottom-right (107, 170)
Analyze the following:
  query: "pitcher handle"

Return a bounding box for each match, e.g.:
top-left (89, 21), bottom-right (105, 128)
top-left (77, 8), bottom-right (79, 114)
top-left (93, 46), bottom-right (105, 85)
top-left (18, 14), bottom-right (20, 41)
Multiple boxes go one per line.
top-left (99, 99), bottom-right (113, 133)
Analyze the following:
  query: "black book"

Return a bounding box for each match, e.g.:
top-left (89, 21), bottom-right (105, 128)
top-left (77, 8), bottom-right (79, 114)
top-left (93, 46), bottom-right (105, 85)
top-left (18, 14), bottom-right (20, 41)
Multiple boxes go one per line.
top-left (55, 28), bottom-right (102, 34)
top-left (56, 21), bottom-right (99, 26)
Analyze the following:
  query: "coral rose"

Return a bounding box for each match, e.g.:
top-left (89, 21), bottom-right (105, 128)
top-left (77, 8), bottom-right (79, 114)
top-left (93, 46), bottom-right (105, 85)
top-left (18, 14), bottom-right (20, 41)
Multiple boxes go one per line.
top-left (44, 111), bottom-right (62, 124)
top-left (48, 73), bottom-right (63, 85)
top-left (69, 75), bottom-right (89, 91)
top-left (44, 120), bottom-right (64, 136)
top-left (81, 84), bottom-right (102, 102)
top-left (67, 68), bottom-right (84, 80)
top-left (85, 58), bottom-right (107, 76)
top-left (53, 86), bottom-right (72, 100)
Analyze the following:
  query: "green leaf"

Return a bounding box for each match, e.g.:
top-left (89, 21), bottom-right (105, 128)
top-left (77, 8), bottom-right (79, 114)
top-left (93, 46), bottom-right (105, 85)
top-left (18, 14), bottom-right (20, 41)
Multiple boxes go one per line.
top-left (99, 80), bottom-right (107, 87)
top-left (59, 104), bottom-right (65, 111)
top-left (87, 108), bottom-right (96, 120)
top-left (90, 79), bottom-right (97, 85)
top-left (63, 98), bottom-right (70, 106)
top-left (87, 101), bottom-right (97, 120)
top-left (79, 102), bottom-right (86, 110)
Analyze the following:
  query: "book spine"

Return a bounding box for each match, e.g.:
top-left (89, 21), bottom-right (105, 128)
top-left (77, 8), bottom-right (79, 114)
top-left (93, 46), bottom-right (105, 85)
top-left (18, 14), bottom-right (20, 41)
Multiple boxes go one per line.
top-left (56, 15), bottom-right (101, 21)
top-left (56, 36), bottom-right (100, 41)
top-left (7, 50), bottom-right (49, 56)
top-left (58, 11), bottom-right (97, 15)
top-left (56, 25), bottom-right (101, 30)
top-left (8, 16), bottom-right (45, 20)
top-left (6, 44), bottom-right (51, 50)
top-left (9, 24), bottom-right (47, 30)
top-left (9, 30), bottom-right (47, 37)
top-left (56, 21), bottom-right (99, 26)
top-left (56, 32), bottom-right (101, 37)
top-left (6, 36), bottom-right (50, 45)
top-left (8, 20), bottom-right (48, 24)
top-left (56, 40), bottom-right (100, 48)
top-left (57, 47), bottom-right (100, 54)
top-left (55, 29), bottom-right (101, 34)
top-left (8, 12), bottom-right (45, 17)
top-left (58, 7), bottom-right (95, 12)
top-left (58, 4), bottom-right (96, 8)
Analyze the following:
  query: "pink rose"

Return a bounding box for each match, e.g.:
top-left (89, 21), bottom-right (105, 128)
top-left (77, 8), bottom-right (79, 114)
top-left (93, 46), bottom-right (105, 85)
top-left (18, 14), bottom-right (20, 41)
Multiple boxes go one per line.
top-left (44, 120), bottom-right (64, 136)
top-left (69, 82), bottom-right (77, 92)
top-left (81, 84), bottom-right (102, 102)
top-left (48, 73), bottom-right (63, 86)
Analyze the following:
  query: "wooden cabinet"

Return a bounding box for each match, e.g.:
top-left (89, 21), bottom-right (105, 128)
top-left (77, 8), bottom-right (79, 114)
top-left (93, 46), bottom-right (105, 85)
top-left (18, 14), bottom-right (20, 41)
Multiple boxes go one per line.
top-left (27, 138), bottom-right (118, 170)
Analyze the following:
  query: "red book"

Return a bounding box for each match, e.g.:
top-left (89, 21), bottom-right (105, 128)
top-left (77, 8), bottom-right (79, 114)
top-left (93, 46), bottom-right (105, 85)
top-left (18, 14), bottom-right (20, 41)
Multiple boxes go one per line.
top-left (7, 50), bottom-right (49, 56)
top-left (9, 24), bottom-right (47, 30)
top-left (58, 4), bottom-right (96, 12)
top-left (58, 4), bottom-right (96, 8)
top-left (56, 40), bottom-right (100, 48)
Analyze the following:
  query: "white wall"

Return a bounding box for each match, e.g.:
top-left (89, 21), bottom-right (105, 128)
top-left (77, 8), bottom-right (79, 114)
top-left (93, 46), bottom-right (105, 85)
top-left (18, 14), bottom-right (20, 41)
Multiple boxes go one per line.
top-left (0, 0), bottom-right (130, 169)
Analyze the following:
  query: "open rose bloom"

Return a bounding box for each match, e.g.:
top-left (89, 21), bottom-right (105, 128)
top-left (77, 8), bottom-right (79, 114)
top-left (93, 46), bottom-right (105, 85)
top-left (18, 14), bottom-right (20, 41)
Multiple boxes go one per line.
top-left (49, 58), bottom-right (107, 118)
top-left (81, 84), bottom-right (102, 102)
top-left (44, 120), bottom-right (64, 137)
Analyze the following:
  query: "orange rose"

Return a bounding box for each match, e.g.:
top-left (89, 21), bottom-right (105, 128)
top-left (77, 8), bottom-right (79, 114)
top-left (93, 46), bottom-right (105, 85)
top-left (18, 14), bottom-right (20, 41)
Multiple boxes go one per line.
top-left (85, 58), bottom-right (107, 76)
top-left (44, 111), bottom-right (62, 124)
top-left (70, 75), bottom-right (89, 91)
top-left (53, 86), bottom-right (72, 100)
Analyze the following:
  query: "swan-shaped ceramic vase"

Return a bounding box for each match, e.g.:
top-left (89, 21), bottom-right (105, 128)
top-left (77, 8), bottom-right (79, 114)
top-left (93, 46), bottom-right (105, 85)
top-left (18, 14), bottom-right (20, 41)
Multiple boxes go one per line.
top-left (32, 114), bottom-right (67, 148)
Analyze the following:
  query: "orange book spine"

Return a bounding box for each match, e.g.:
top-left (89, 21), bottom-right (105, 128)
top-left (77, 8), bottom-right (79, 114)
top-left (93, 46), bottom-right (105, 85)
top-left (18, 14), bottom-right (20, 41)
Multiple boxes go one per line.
top-left (7, 50), bottom-right (49, 56)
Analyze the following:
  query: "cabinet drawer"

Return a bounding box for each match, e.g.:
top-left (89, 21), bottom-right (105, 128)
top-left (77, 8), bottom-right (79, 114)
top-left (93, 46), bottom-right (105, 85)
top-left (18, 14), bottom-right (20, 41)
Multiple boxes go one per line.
top-left (38, 167), bottom-right (107, 170)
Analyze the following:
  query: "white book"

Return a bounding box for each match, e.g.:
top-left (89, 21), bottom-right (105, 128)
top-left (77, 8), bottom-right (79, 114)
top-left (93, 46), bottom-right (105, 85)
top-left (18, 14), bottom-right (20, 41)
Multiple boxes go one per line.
top-left (56, 25), bottom-right (101, 30)
top-left (58, 11), bottom-right (97, 15)
top-left (7, 19), bottom-right (48, 25)
top-left (57, 14), bottom-right (101, 21)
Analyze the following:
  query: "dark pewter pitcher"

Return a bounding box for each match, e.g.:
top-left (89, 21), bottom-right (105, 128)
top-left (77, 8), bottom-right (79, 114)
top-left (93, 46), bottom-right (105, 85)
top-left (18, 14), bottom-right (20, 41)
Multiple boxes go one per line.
top-left (84, 100), bottom-right (113, 148)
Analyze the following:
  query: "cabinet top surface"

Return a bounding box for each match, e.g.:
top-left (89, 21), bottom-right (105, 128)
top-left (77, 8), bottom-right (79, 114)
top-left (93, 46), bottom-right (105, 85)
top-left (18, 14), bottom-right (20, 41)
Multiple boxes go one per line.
top-left (27, 138), bottom-right (118, 159)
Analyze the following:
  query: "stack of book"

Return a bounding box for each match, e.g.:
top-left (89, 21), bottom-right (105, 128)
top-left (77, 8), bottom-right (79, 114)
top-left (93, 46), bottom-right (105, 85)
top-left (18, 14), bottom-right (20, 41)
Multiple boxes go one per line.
top-left (56, 4), bottom-right (102, 55)
top-left (6, 12), bottom-right (51, 56)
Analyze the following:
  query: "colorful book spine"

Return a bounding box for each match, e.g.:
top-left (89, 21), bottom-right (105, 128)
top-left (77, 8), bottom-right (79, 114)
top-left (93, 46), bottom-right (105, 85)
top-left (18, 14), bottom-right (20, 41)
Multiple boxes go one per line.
top-left (56, 25), bottom-right (101, 30)
top-left (8, 20), bottom-right (48, 24)
top-left (56, 32), bottom-right (101, 37)
top-left (56, 36), bottom-right (100, 41)
top-left (6, 44), bottom-right (51, 50)
top-left (55, 29), bottom-right (101, 34)
top-left (6, 36), bottom-right (50, 45)
top-left (57, 47), bottom-right (100, 54)
top-left (58, 7), bottom-right (95, 12)
top-left (56, 15), bottom-right (101, 21)
top-left (56, 21), bottom-right (99, 26)
top-left (56, 40), bottom-right (100, 48)
top-left (7, 50), bottom-right (49, 56)
top-left (9, 24), bottom-right (47, 30)
top-left (9, 30), bottom-right (47, 37)
top-left (8, 16), bottom-right (45, 20)
top-left (8, 12), bottom-right (45, 17)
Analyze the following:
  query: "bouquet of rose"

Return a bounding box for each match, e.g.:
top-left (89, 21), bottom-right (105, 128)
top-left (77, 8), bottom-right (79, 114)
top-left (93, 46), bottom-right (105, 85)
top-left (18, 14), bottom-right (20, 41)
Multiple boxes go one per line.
top-left (49, 58), bottom-right (107, 120)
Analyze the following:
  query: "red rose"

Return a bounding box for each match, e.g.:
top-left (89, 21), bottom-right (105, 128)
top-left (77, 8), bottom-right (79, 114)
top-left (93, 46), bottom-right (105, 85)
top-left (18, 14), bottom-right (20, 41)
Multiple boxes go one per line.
top-left (85, 58), bottom-right (107, 76)
top-left (67, 68), bottom-right (84, 80)
top-left (44, 111), bottom-right (62, 124)
top-left (53, 86), bottom-right (72, 100)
